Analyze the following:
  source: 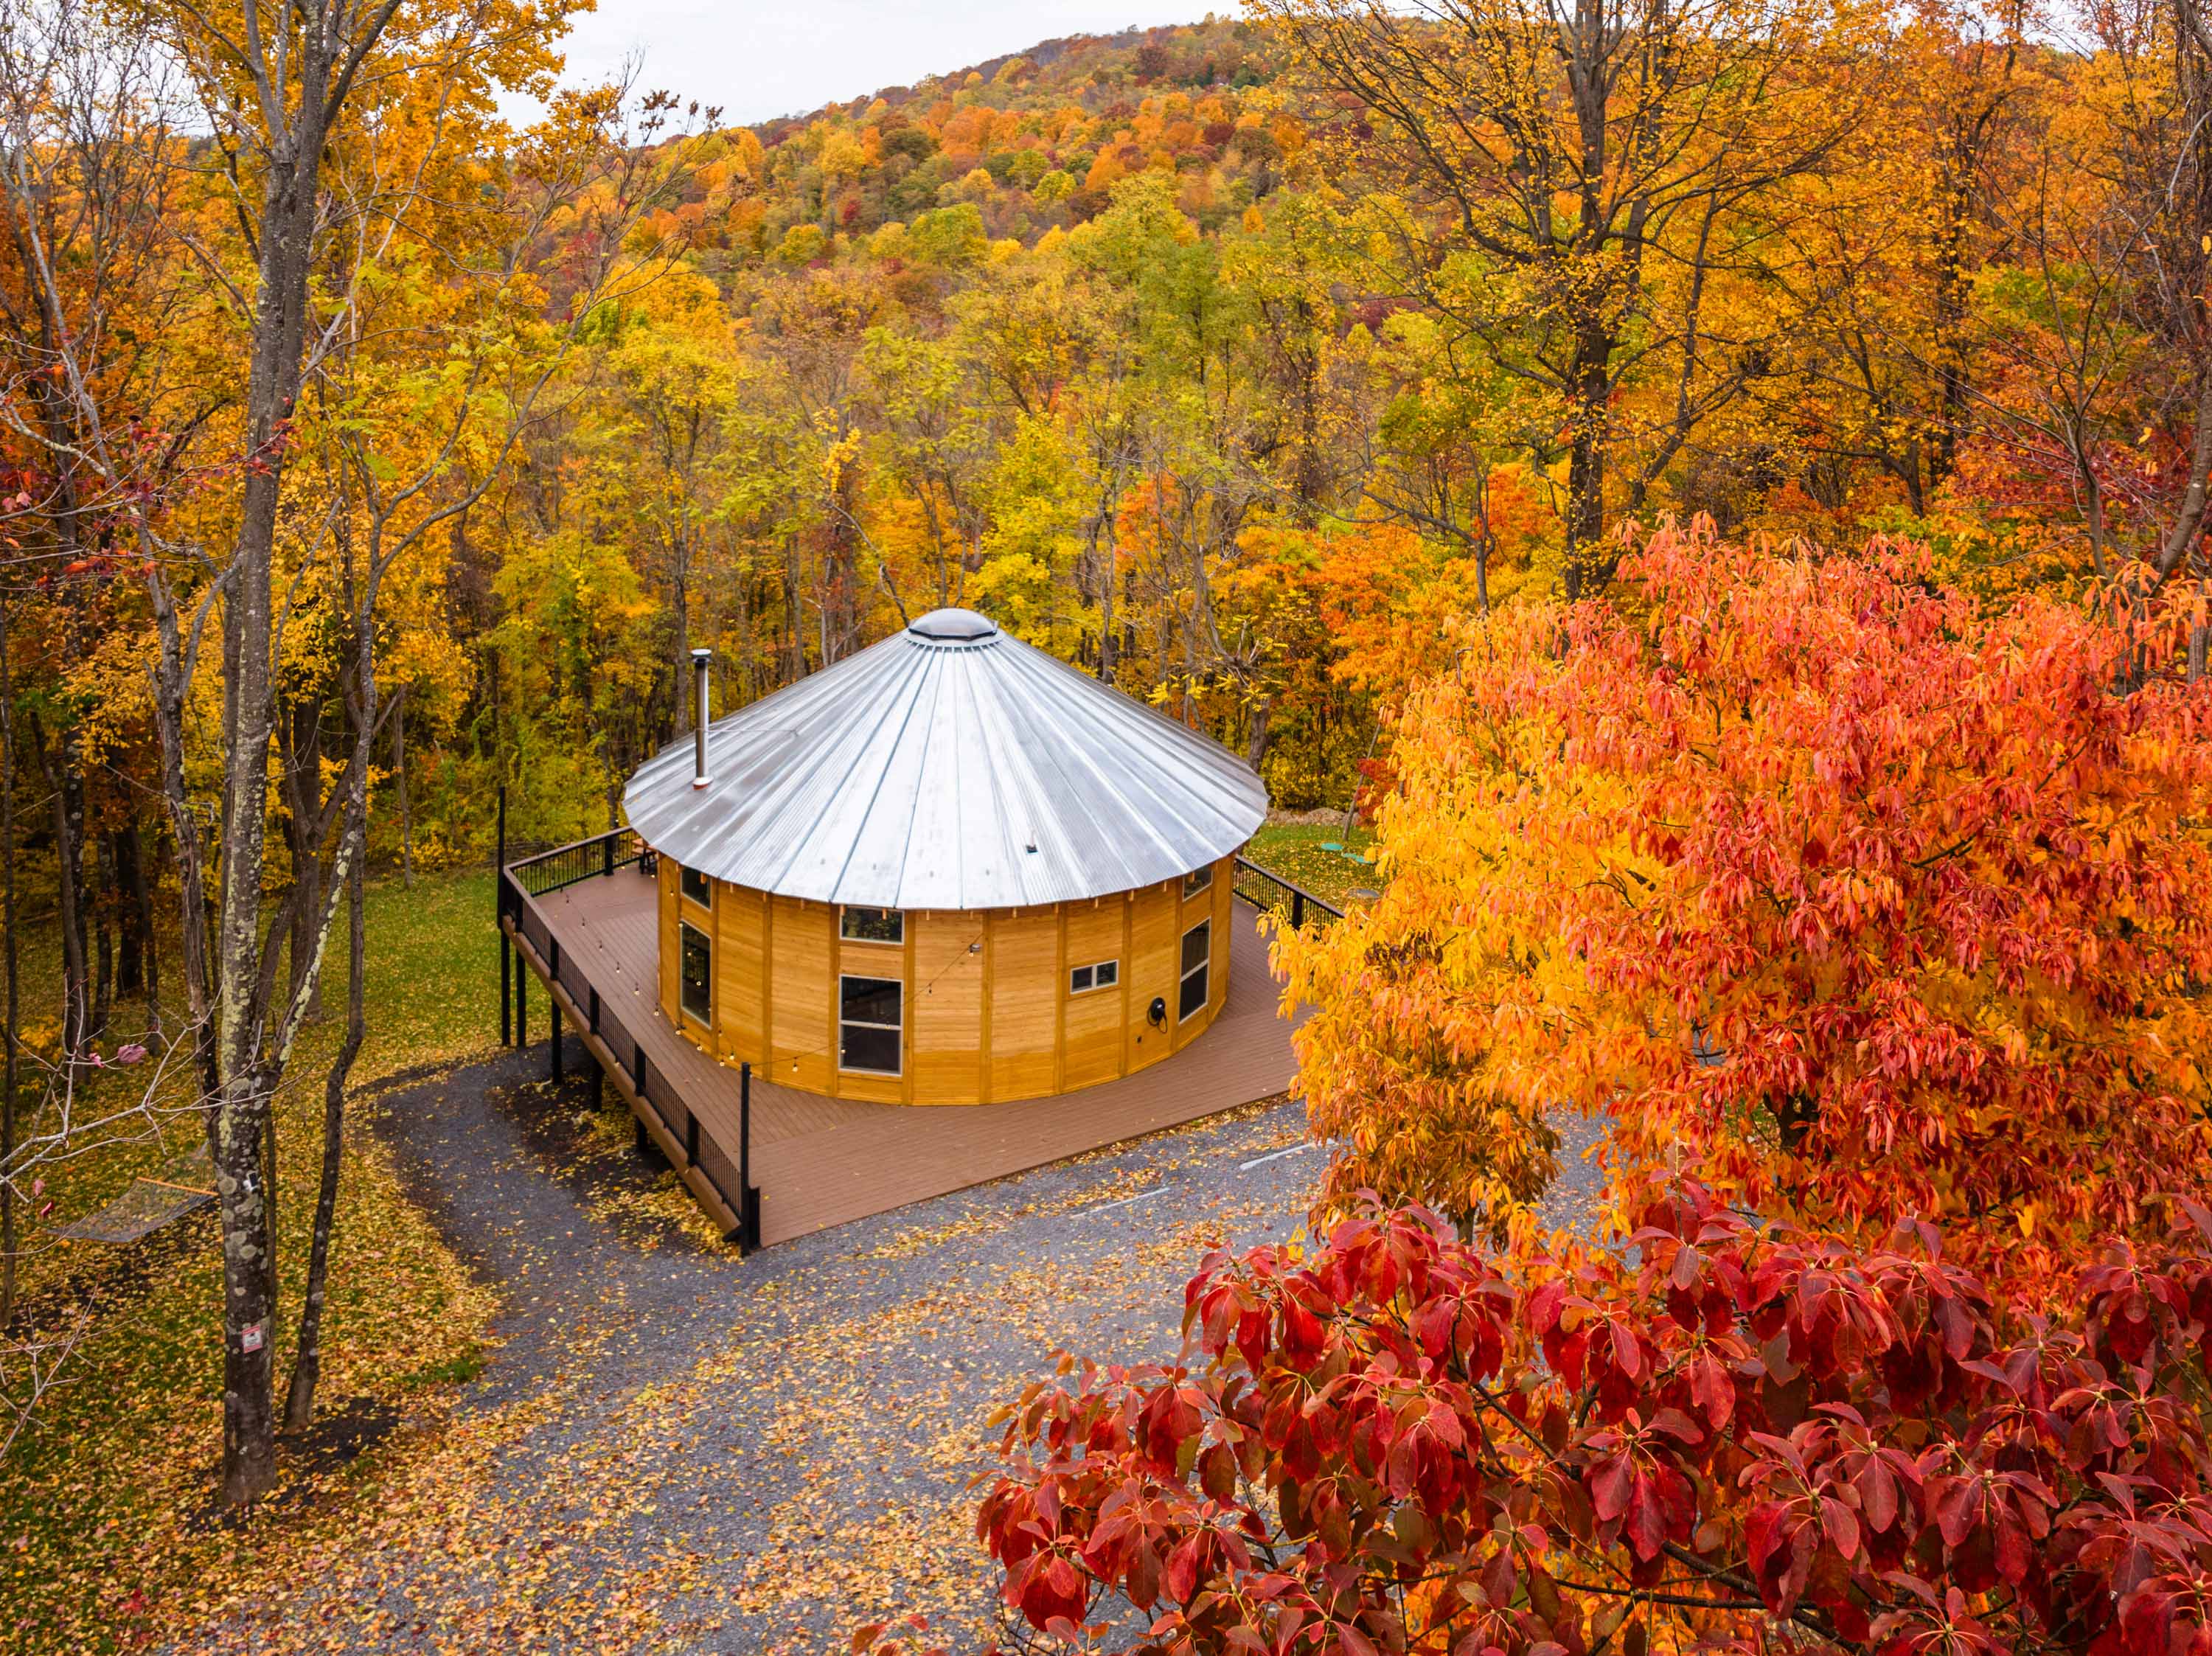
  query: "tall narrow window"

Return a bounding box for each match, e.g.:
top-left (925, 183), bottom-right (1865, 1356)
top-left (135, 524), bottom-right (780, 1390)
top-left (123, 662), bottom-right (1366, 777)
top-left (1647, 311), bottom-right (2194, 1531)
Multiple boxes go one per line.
top-left (680, 921), bottom-right (712, 1024)
top-left (1183, 863), bottom-right (1213, 900)
top-left (840, 975), bottom-right (902, 1074)
top-left (841, 907), bottom-right (903, 944)
top-left (681, 863), bottom-right (710, 907)
top-left (1178, 919), bottom-right (1211, 1021)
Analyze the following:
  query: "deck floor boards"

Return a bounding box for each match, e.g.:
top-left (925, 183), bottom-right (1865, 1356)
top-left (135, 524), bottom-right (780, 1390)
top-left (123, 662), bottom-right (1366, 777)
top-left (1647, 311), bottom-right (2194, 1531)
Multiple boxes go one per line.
top-left (517, 867), bottom-right (1306, 1245)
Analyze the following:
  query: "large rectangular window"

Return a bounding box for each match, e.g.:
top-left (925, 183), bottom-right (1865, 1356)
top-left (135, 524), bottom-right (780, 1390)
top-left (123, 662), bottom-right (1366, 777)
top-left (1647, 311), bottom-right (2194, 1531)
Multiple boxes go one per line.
top-left (680, 921), bottom-right (712, 1025)
top-left (839, 975), bottom-right (902, 1074)
top-left (680, 863), bottom-right (710, 907)
top-left (1178, 919), bottom-right (1211, 1021)
top-left (841, 907), bottom-right (903, 944)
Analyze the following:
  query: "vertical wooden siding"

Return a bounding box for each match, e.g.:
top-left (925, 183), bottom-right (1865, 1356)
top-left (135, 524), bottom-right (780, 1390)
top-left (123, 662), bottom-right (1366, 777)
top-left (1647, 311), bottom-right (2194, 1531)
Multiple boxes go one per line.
top-left (656, 850), bottom-right (1241, 1104)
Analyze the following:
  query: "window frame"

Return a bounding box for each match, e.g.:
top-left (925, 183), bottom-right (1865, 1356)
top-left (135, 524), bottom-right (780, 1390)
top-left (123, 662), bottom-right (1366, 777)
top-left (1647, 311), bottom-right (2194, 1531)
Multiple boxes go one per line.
top-left (838, 973), bottom-right (904, 1076)
top-left (1178, 919), bottom-right (1211, 1022)
top-left (1068, 958), bottom-right (1120, 995)
top-left (840, 906), bottom-right (905, 944)
top-left (680, 863), bottom-right (711, 908)
top-left (679, 919), bottom-right (713, 1026)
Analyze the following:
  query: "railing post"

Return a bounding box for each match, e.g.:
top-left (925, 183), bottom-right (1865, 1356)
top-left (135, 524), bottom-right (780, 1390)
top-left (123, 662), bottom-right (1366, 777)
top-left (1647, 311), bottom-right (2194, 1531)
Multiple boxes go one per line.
top-left (685, 1110), bottom-right (699, 1166)
top-left (1292, 890), bottom-right (1304, 930)
top-left (603, 833), bottom-right (614, 878)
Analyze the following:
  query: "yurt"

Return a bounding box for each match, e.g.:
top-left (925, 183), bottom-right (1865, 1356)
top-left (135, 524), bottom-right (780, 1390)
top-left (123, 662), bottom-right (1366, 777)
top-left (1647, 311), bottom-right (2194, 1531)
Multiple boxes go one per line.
top-left (620, 608), bottom-right (1269, 1106)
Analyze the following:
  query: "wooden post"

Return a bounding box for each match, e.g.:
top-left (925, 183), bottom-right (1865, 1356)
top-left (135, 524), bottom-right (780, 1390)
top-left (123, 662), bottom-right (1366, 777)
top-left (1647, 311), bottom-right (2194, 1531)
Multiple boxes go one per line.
top-left (516, 944), bottom-right (526, 1050)
top-left (498, 787), bottom-right (510, 1046)
top-left (685, 1109), bottom-right (699, 1166)
top-left (549, 937), bottom-right (563, 1082)
top-left (740, 1061), bottom-right (757, 1252)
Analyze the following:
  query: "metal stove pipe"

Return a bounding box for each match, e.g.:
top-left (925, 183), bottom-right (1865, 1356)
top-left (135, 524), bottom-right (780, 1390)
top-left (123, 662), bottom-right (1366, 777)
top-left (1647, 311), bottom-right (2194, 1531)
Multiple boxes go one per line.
top-left (692, 648), bottom-right (712, 787)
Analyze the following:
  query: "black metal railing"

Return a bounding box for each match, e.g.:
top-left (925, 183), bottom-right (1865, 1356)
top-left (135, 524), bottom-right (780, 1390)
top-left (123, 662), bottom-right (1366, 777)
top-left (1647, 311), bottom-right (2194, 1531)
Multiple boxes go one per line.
top-left (494, 802), bottom-right (760, 1250)
top-left (508, 827), bottom-right (645, 897)
top-left (1233, 854), bottom-right (1348, 930)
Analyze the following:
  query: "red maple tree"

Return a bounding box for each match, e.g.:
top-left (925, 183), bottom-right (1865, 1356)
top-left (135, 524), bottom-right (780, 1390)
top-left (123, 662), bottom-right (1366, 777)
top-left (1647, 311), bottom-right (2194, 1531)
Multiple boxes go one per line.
top-left (964, 1183), bottom-right (2212, 1656)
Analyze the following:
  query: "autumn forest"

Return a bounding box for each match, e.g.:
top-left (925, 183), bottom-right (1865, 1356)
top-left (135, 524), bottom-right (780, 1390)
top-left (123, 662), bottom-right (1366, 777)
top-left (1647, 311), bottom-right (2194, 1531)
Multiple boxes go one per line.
top-left (8, 0), bottom-right (2212, 1649)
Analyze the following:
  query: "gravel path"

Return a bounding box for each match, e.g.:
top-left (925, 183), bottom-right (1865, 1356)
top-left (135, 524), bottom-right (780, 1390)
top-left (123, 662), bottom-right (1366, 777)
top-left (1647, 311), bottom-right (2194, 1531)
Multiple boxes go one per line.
top-left (206, 1036), bottom-right (1604, 1655)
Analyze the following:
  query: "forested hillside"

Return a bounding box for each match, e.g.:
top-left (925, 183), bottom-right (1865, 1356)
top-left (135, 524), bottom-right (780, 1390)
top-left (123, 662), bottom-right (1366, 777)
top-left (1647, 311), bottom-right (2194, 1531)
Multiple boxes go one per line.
top-left (8, 0), bottom-right (2212, 1646)
top-left (15, 4), bottom-right (2193, 978)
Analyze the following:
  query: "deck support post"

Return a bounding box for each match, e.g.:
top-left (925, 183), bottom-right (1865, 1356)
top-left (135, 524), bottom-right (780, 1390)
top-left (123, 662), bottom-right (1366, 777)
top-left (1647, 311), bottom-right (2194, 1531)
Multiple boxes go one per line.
top-left (516, 950), bottom-right (526, 1050)
top-left (497, 787), bottom-right (510, 1046)
top-left (739, 1062), bottom-right (760, 1253)
top-left (550, 1003), bottom-right (563, 1083)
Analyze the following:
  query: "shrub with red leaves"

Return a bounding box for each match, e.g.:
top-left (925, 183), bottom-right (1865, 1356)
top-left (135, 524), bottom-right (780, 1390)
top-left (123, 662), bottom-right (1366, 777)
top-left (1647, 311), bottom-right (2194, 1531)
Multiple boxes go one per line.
top-left (974, 1185), bottom-right (2212, 1656)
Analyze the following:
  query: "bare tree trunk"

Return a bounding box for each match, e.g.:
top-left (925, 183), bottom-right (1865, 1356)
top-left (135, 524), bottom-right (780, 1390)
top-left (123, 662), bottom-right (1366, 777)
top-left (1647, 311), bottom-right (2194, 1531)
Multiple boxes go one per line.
top-left (284, 843), bottom-right (362, 1432)
top-left (1246, 694), bottom-right (1273, 773)
top-left (204, 69), bottom-right (330, 1511)
top-left (282, 694), bottom-right (327, 1021)
top-left (0, 598), bottom-right (15, 1327)
top-left (28, 712), bottom-right (90, 1054)
top-left (1562, 329), bottom-right (1613, 603)
top-left (114, 822), bottom-right (159, 1034)
top-left (392, 682), bottom-right (414, 889)
top-left (672, 546), bottom-right (692, 736)
top-left (91, 833), bottom-right (113, 1041)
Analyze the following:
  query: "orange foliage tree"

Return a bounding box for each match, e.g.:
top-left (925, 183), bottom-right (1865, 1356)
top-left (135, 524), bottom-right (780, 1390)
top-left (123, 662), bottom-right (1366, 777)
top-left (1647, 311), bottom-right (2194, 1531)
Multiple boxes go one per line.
top-left (1279, 520), bottom-right (2212, 1279)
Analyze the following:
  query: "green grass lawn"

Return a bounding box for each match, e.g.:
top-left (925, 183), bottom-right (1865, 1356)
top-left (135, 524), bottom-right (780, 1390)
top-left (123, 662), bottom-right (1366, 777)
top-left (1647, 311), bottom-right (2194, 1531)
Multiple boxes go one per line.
top-left (1, 839), bottom-right (1370, 1652)
top-left (1243, 821), bottom-right (1382, 908)
top-left (0, 865), bottom-right (501, 1655)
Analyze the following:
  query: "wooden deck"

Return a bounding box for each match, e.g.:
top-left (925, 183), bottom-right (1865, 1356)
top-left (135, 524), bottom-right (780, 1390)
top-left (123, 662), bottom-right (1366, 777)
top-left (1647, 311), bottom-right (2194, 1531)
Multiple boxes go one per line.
top-left (506, 863), bottom-right (1307, 1246)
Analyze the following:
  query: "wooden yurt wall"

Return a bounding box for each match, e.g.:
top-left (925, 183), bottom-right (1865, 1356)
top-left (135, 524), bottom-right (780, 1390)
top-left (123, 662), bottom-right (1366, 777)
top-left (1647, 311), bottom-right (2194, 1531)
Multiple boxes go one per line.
top-left (658, 852), bottom-right (1237, 1104)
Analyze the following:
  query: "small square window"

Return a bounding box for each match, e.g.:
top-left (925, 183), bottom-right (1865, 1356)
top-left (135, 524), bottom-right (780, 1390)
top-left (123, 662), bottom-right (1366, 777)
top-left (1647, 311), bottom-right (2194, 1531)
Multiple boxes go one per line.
top-left (680, 922), bottom-right (712, 1024)
top-left (1183, 864), bottom-right (1213, 900)
top-left (841, 907), bottom-right (903, 944)
top-left (1069, 958), bottom-right (1120, 995)
top-left (681, 864), bottom-right (710, 907)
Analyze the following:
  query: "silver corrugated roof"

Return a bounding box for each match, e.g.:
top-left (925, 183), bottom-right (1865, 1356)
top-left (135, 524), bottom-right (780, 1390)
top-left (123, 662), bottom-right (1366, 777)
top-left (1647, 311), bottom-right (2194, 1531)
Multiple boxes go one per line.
top-left (622, 608), bottom-right (1269, 910)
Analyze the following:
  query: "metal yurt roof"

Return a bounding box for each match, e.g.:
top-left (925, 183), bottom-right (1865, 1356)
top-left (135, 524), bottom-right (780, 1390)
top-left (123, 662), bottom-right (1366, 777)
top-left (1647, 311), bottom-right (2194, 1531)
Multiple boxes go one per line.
top-left (622, 608), bottom-right (1268, 911)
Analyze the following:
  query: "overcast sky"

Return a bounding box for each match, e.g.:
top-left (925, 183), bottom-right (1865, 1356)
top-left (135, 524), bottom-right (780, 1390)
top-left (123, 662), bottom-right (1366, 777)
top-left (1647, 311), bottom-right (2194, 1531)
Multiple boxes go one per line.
top-left (549, 1), bottom-right (1217, 126)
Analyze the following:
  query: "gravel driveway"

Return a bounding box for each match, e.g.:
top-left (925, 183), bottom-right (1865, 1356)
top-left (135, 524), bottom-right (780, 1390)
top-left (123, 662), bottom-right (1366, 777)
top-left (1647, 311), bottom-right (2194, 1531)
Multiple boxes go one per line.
top-left (199, 1037), bottom-right (1602, 1655)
